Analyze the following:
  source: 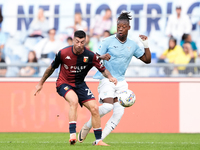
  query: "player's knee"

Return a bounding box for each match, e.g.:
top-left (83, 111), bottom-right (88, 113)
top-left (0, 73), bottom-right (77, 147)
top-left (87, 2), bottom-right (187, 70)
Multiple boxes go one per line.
top-left (90, 105), bottom-right (99, 116)
top-left (102, 103), bottom-right (114, 113)
top-left (69, 99), bottom-right (79, 108)
top-left (113, 105), bottom-right (124, 120)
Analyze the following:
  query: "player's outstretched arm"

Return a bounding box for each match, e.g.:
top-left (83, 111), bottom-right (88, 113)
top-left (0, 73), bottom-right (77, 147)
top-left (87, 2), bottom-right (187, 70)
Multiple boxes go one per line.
top-left (139, 35), bottom-right (151, 64)
top-left (34, 65), bottom-right (55, 96)
top-left (101, 69), bottom-right (117, 85)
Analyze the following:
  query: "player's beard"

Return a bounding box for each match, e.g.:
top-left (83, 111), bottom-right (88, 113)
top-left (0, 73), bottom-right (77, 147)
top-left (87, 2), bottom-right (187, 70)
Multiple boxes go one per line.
top-left (117, 33), bottom-right (127, 42)
top-left (74, 46), bottom-right (84, 55)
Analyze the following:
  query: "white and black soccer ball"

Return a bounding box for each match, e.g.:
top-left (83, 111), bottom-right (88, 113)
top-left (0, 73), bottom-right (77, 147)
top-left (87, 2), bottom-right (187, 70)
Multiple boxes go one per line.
top-left (118, 90), bottom-right (136, 107)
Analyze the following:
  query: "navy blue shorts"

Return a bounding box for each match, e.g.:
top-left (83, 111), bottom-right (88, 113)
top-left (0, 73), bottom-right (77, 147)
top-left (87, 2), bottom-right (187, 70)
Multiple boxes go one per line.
top-left (56, 82), bottom-right (95, 107)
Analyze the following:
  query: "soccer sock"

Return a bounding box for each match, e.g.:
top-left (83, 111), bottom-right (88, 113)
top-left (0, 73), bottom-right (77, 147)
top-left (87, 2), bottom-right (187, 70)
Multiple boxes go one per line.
top-left (69, 121), bottom-right (76, 138)
top-left (102, 102), bottom-right (125, 140)
top-left (86, 103), bottom-right (113, 128)
top-left (93, 128), bottom-right (102, 144)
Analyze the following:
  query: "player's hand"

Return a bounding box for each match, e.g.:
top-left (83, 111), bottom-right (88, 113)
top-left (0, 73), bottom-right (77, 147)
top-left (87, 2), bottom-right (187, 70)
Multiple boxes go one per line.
top-left (99, 53), bottom-right (111, 61)
top-left (139, 35), bottom-right (149, 48)
top-left (109, 77), bottom-right (118, 85)
top-left (34, 84), bottom-right (43, 96)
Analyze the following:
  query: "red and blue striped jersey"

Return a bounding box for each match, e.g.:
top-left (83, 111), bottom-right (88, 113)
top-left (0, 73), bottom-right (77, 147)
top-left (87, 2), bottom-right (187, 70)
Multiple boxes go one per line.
top-left (51, 46), bottom-right (105, 87)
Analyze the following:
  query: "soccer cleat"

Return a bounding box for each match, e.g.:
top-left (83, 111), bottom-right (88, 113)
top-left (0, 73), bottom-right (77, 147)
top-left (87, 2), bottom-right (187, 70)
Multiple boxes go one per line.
top-left (92, 141), bottom-right (96, 145)
top-left (78, 123), bottom-right (91, 143)
top-left (95, 140), bottom-right (110, 146)
top-left (69, 134), bottom-right (77, 145)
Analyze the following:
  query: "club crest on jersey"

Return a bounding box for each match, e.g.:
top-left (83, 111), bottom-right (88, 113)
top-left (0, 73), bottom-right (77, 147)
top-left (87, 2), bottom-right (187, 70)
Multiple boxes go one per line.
top-left (127, 46), bottom-right (131, 50)
top-left (64, 86), bottom-right (69, 91)
top-left (83, 56), bottom-right (88, 63)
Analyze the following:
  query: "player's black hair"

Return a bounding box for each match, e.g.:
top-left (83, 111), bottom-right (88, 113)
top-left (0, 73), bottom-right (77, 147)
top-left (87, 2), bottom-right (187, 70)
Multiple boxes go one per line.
top-left (74, 30), bottom-right (86, 38)
top-left (118, 12), bottom-right (132, 23)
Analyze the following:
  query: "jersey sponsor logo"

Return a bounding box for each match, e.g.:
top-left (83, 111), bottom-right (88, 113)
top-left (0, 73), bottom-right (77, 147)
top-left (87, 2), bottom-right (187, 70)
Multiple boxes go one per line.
top-left (64, 86), bottom-right (69, 91)
top-left (114, 46), bottom-right (118, 48)
top-left (65, 56), bottom-right (71, 60)
top-left (70, 65), bottom-right (86, 70)
top-left (68, 65), bottom-right (87, 73)
top-left (64, 64), bottom-right (68, 69)
top-left (85, 88), bottom-right (94, 98)
top-left (83, 56), bottom-right (88, 63)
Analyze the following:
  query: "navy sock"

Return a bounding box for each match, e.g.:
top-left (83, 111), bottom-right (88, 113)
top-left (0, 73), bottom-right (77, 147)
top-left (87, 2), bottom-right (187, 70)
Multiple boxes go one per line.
top-left (69, 122), bottom-right (76, 134)
top-left (93, 128), bottom-right (102, 140)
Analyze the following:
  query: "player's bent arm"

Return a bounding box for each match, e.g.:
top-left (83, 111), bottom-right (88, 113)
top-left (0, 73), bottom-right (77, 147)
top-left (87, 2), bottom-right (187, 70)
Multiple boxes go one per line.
top-left (138, 35), bottom-right (151, 64)
top-left (101, 69), bottom-right (117, 85)
top-left (34, 65), bottom-right (55, 96)
top-left (139, 48), bottom-right (151, 64)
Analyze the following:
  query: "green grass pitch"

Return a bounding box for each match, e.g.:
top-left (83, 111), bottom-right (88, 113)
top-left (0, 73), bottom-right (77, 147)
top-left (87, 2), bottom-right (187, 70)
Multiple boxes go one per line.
top-left (0, 133), bottom-right (200, 150)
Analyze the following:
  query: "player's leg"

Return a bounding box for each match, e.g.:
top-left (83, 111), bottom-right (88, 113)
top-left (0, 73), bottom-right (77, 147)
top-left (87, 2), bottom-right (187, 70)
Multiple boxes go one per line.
top-left (86, 78), bottom-right (115, 129)
top-left (78, 79), bottom-right (114, 143)
top-left (85, 98), bottom-right (114, 128)
top-left (101, 80), bottom-right (128, 140)
top-left (102, 98), bottom-right (125, 140)
top-left (83, 100), bottom-right (109, 146)
top-left (64, 90), bottom-right (79, 145)
top-left (57, 84), bottom-right (78, 145)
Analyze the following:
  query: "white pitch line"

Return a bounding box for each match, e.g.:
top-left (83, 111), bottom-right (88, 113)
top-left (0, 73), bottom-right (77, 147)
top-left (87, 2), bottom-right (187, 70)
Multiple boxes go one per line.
top-left (0, 141), bottom-right (199, 145)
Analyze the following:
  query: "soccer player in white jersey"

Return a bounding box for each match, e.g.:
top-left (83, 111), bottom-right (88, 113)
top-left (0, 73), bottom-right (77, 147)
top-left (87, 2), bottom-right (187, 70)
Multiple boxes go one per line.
top-left (78, 12), bottom-right (151, 144)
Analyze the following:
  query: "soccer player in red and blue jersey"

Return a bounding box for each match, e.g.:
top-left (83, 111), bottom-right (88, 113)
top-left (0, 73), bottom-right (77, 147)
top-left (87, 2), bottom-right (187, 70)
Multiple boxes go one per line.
top-left (34, 30), bottom-right (117, 146)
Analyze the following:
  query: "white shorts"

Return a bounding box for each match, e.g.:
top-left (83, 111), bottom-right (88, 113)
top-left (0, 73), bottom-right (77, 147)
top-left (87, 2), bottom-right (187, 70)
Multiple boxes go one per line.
top-left (98, 78), bottom-right (128, 104)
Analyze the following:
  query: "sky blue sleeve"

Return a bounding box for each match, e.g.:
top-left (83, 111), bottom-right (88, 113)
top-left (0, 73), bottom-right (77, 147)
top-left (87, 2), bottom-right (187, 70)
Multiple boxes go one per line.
top-left (133, 43), bottom-right (145, 58)
top-left (97, 38), bottom-right (109, 55)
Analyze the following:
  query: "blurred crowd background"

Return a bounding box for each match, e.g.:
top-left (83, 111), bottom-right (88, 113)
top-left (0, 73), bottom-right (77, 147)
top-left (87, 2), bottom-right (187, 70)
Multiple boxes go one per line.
top-left (0, 0), bottom-right (200, 77)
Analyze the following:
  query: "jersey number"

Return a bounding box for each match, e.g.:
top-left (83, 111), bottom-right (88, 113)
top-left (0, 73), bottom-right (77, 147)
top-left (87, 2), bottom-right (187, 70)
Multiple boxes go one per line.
top-left (85, 89), bottom-right (94, 98)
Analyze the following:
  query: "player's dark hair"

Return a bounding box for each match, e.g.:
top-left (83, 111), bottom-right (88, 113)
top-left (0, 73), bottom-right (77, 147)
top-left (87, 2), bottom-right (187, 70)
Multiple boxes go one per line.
top-left (74, 30), bottom-right (86, 38)
top-left (118, 12), bottom-right (132, 23)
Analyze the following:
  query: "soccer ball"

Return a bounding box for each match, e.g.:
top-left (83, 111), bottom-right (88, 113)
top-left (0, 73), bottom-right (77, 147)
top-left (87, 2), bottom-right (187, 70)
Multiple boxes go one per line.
top-left (118, 90), bottom-right (136, 107)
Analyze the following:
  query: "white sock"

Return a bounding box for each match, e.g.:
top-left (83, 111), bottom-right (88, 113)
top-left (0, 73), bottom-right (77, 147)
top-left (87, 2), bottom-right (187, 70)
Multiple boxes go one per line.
top-left (70, 133), bottom-right (76, 138)
top-left (86, 103), bottom-right (113, 128)
top-left (96, 139), bottom-right (101, 144)
top-left (102, 102), bottom-right (125, 140)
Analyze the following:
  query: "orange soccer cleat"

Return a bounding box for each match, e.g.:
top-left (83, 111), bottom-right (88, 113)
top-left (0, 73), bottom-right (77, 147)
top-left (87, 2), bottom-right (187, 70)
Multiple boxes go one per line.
top-left (69, 134), bottom-right (77, 145)
top-left (95, 140), bottom-right (110, 146)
